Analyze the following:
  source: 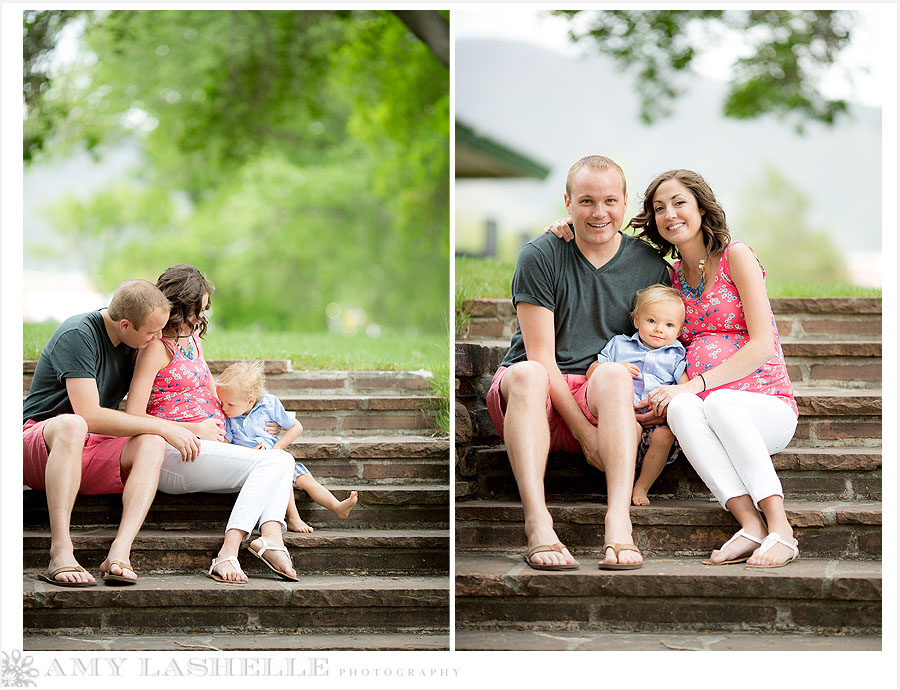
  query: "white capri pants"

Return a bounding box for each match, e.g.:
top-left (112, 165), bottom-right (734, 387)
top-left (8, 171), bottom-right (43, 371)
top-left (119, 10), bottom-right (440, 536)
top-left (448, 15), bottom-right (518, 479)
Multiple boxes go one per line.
top-left (666, 389), bottom-right (798, 510)
top-left (159, 440), bottom-right (294, 534)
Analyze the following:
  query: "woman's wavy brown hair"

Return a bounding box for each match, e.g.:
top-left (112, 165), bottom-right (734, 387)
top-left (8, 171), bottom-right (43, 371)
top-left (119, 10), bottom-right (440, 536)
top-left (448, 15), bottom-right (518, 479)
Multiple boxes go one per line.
top-left (629, 169), bottom-right (730, 259)
top-left (155, 264), bottom-right (214, 338)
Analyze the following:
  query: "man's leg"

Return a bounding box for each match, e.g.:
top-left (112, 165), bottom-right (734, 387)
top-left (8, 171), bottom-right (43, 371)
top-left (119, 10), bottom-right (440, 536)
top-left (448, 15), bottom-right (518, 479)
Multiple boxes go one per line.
top-left (98, 434), bottom-right (166, 581)
top-left (40, 415), bottom-right (95, 584)
top-left (499, 361), bottom-right (575, 567)
top-left (585, 363), bottom-right (642, 566)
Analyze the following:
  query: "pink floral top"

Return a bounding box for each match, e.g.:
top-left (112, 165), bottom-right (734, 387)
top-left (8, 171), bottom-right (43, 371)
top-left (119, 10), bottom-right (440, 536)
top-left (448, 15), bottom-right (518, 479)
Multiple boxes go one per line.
top-left (673, 241), bottom-right (797, 416)
top-left (145, 334), bottom-right (226, 425)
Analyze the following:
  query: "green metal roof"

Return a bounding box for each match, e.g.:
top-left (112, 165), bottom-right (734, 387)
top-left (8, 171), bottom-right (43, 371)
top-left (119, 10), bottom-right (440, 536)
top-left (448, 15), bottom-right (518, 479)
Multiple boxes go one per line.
top-left (455, 121), bottom-right (550, 179)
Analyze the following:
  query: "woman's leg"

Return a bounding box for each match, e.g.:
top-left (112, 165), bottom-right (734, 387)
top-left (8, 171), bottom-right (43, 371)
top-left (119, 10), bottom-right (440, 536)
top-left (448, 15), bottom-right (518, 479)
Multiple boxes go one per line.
top-left (701, 390), bottom-right (797, 508)
top-left (159, 442), bottom-right (295, 576)
top-left (668, 390), bottom-right (798, 563)
top-left (666, 394), bottom-right (750, 507)
top-left (666, 393), bottom-right (768, 561)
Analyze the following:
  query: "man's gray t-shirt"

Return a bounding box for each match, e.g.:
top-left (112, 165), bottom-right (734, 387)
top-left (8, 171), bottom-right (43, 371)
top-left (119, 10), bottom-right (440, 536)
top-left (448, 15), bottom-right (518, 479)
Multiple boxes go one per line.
top-left (500, 232), bottom-right (671, 374)
top-left (23, 310), bottom-right (135, 423)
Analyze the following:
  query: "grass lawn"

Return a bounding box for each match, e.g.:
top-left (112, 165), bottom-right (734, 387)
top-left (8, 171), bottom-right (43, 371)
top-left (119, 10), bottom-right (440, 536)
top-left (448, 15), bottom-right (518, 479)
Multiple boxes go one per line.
top-left (24, 324), bottom-right (450, 434)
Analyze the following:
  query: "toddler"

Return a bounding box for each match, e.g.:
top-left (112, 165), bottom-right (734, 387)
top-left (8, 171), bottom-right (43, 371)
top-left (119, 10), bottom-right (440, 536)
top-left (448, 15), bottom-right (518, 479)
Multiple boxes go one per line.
top-left (216, 360), bottom-right (357, 532)
top-left (586, 284), bottom-right (688, 506)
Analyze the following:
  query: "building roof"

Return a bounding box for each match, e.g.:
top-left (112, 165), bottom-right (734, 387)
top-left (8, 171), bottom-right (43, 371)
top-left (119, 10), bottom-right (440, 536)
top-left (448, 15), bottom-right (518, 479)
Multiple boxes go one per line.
top-left (455, 121), bottom-right (550, 179)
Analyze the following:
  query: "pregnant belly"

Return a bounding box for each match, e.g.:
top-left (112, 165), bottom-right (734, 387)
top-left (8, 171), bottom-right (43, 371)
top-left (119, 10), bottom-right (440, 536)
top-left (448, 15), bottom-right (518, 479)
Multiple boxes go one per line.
top-left (685, 332), bottom-right (748, 374)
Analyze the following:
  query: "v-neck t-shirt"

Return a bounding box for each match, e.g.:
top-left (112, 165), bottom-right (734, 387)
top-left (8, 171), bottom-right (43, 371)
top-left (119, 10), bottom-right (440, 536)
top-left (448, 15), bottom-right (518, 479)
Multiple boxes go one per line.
top-left (500, 232), bottom-right (671, 374)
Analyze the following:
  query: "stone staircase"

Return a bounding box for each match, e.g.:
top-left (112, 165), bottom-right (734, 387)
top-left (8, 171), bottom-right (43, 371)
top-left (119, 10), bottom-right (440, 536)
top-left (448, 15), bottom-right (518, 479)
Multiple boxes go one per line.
top-left (455, 297), bottom-right (882, 649)
top-left (22, 359), bottom-right (450, 651)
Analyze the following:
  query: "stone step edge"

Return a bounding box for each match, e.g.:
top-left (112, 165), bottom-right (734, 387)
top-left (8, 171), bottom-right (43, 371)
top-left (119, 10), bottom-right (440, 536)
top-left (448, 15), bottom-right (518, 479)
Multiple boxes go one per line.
top-left (456, 338), bottom-right (883, 356)
top-left (466, 445), bottom-right (883, 472)
top-left (462, 296), bottom-right (883, 315)
top-left (454, 498), bottom-right (882, 525)
top-left (22, 632), bottom-right (451, 651)
top-left (23, 527), bottom-right (449, 543)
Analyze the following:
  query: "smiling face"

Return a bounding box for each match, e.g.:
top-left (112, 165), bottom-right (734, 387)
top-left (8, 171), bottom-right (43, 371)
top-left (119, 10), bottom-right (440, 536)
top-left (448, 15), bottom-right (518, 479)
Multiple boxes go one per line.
top-left (634, 299), bottom-right (685, 350)
top-left (564, 167), bottom-right (627, 251)
top-left (652, 179), bottom-right (705, 250)
top-left (217, 385), bottom-right (254, 418)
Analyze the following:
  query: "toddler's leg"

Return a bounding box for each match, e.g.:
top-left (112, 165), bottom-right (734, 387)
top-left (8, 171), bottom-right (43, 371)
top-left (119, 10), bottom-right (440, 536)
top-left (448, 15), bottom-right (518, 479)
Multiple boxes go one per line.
top-left (632, 427), bottom-right (676, 506)
top-left (294, 473), bottom-right (358, 520)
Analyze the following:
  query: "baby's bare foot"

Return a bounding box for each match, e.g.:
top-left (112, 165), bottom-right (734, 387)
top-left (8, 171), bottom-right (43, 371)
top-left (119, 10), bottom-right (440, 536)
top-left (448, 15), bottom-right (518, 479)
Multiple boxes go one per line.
top-left (335, 491), bottom-right (358, 520)
top-left (287, 517), bottom-right (314, 533)
top-left (631, 486), bottom-right (650, 506)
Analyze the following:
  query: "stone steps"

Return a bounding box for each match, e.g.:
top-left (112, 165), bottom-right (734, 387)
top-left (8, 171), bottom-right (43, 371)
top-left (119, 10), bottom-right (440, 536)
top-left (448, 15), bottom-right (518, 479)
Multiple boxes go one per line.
top-left (458, 297), bottom-right (883, 342)
top-left (466, 446), bottom-right (882, 502)
top-left (455, 553), bottom-right (880, 635)
top-left (24, 484), bottom-right (451, 531)
top-left (288, 435), bottom-right (450, 484)
top-left (24, 632), bottom-right (451, 652)
top-left (23, 528), bottom-right (449, 576)
top-left (22, 361), bottom-right (437, 397)
top-left (24, 574), bottom-right (450, 636)
top-left (455, 499), bottom-right (881, 559)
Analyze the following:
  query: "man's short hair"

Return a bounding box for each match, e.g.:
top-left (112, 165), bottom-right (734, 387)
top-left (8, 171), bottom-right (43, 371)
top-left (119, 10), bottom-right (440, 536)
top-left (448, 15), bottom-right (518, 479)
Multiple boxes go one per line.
top-left (107, 280), bottom-right (171, 329)
top-left (565, 155), bottom-right (627, 198)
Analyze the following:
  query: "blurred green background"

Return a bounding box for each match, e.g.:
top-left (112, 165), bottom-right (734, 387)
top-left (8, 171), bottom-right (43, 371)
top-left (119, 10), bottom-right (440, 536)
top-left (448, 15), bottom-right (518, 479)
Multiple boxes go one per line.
top-left (24, 9), bottom-right (449, 339)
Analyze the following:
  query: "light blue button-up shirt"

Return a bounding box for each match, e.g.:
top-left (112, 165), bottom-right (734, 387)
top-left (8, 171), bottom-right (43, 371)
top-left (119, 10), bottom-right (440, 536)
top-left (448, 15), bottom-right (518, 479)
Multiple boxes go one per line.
top-left (225, 394), bottom-right (297, 449)
top-left (598, 333), bottom-right (687, 403)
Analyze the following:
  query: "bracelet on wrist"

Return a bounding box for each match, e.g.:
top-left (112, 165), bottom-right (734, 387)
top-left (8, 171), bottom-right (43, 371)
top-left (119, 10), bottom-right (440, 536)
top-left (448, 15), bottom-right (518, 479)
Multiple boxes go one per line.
top-left (698, 373), bottom-right (707, 392)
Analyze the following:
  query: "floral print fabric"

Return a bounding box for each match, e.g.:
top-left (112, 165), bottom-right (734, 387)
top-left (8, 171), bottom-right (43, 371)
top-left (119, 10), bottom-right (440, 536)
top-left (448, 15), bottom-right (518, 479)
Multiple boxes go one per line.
top-left (673, 241), bottom-right (798, 415)
top-left (145, 334), bottom-right (227, 425)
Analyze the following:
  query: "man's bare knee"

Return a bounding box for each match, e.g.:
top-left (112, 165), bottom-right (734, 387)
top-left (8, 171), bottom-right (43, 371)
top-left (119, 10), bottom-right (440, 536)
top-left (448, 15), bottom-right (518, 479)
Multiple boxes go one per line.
top-left (586, 363), bottom-right (633, 416)
top-left (651, 426), bottom-right (675, 445)
top-left (43, 414), bottom-right (89, 451)
top-left (501, 361), bottom-right (549, 403)
top-left (121, 434), bottom-right (166, 473)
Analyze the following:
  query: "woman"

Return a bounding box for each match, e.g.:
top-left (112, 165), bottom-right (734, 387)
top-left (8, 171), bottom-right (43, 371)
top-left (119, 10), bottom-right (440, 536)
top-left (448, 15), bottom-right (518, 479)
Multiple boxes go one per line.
top-left (549, 169), bottom-right (800, 568)
top-left (125, 264), bottom-right (298, 583)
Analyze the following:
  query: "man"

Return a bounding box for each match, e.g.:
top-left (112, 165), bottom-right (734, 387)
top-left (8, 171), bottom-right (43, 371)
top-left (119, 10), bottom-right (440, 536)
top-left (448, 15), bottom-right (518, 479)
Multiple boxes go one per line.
top-left (24, 280), bottom-right (203, 586)
top-left (485, 155), bottom-right (670, 569)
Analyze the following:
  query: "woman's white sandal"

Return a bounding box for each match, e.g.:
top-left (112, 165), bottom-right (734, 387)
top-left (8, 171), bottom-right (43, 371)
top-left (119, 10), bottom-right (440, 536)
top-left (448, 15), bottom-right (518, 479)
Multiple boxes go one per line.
top-left (702, 528), bottom-right (764, 565)
top-left (745, 532), bottom-right (799, 569)
top-left (247, 537), bottom-right (300, 582)
top-left (207, 555), bottom-right (247, 584)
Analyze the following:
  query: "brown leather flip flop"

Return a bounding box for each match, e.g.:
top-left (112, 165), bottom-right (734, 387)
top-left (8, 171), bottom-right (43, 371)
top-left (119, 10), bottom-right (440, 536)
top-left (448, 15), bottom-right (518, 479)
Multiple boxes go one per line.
top-left (523, 542), bottom-right (579, 570)
top-left (38, 565), bottom-right (98, 587)
top-left (598, 543), bottom-right (643, 570)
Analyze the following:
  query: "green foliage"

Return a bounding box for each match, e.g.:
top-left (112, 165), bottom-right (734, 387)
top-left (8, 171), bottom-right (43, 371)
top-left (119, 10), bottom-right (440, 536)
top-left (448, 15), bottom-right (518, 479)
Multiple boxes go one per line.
top-left (549, 9), bottom-right (854, 129)
top-left (25, 10), bottom-right (449, 335)
top-left (732, 165), bottom-right (850, 286)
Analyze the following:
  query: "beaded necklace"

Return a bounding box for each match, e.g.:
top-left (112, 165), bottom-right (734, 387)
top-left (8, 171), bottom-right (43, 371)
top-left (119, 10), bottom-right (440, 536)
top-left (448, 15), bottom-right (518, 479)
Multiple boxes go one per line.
top-left (164, 331), bottom-right (195, 360)
top-left (678, 256), bottom-right (707, 299)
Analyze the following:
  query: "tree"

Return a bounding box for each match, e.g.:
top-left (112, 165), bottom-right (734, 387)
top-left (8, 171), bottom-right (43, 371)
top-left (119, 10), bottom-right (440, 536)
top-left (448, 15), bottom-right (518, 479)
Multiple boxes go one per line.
top-left (731, 164), bottom-right (848, 285)
top-left (550, 9), bottom-right (856, 130)
top-left (25, 10), bottom-right (449, 334)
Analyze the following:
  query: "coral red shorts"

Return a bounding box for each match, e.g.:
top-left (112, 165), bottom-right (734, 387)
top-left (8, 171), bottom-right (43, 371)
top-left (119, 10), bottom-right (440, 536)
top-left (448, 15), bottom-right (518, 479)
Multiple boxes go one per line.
top-left (23, 418), bottom-right (129, 495)
top-left (486, 365), bottom-right (598, 454)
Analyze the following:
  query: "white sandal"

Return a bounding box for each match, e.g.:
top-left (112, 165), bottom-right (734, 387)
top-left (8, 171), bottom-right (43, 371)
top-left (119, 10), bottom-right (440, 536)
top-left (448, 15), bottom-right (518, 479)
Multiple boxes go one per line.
top-left (207, 555), bottom-right (247, 584)
top-left (247, 538), bottom-right (299, 582)
top-left (702, 528), bottom-right (764, 565)
top-left (745, 532), bottom-right (799, 569)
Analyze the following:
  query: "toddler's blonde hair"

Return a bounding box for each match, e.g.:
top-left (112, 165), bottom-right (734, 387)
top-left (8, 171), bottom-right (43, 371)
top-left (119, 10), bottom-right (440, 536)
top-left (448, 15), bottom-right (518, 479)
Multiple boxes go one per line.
top-left (630, 284), bottom-right (685, 323)
top-left (217, 360), bottom-right (267, 401)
